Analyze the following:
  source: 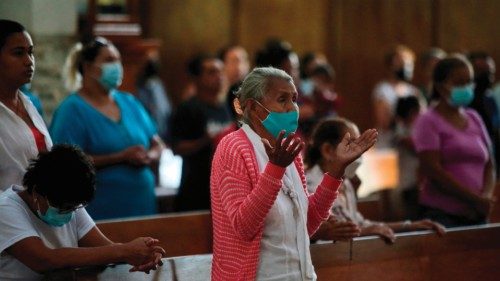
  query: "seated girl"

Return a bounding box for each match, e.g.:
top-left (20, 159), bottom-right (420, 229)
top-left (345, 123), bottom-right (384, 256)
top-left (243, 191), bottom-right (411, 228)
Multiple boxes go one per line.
top-left (305, 117), bottom-right (445, 243)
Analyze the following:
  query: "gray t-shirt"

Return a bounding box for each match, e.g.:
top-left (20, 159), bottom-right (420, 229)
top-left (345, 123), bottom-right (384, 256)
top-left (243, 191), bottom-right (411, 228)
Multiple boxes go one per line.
top-left (0, 185), bottom-right (95, 280)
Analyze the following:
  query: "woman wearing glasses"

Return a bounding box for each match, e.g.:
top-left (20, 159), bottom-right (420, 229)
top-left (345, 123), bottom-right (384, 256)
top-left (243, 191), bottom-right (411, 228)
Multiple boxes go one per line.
top-left (0, 145), bottom-right (166, 280)
top-left (50, 37), bottom-right (164, 220)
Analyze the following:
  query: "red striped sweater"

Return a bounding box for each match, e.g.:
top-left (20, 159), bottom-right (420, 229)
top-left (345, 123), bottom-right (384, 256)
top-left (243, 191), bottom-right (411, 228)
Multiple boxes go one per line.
top-left (210, 128), bottom-right (341, 281)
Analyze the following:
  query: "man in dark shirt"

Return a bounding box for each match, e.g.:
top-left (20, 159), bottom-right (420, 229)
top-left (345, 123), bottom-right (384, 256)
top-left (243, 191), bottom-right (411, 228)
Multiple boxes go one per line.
top-left (468, 52), bottom-right (499, 172)
top-left (170, 54), bottom-right (234, 211)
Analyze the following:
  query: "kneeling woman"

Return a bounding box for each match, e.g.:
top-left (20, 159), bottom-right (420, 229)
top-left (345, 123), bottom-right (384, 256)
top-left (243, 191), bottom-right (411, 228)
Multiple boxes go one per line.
top-left (0, 145), bottom-right (165, 280)
top-left (210, 67), bottom-right (377, 280)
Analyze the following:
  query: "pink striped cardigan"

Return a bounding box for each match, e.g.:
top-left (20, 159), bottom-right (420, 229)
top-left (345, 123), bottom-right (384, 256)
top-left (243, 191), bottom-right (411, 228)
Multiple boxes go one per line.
top-left (210, 128), bottom-right (341, 281)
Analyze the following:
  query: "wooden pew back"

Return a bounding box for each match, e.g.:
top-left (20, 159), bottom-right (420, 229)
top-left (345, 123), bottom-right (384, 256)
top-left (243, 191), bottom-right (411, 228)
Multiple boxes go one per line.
top-left (312, 223), bottom-right (500, 281)
top-left (46, 223), bottom-right (500, 281)
top-left (96, 211), bottom-right (212, 257)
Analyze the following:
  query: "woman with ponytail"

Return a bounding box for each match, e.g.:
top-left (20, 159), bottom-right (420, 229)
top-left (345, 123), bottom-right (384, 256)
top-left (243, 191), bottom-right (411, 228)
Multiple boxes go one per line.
top-left (50, 37), bottom-right (164, 220)
top-left (412, 54), bottom-right (496, 227)
top-left (0, 20), bottom-right (52, 191)
top-left (306, 117), bottom-right (444, 243)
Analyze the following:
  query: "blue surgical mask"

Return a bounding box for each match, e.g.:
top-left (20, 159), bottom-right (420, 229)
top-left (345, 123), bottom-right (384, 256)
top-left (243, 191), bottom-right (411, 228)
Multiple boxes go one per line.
top-left (255, 100), bottom-right (299, 138)
top-left (99, 62), bottom-right (123, 90)
top-left (448, 84), bottom-right (475, 107)
top-left (36, 198), bottom-right (74, 227)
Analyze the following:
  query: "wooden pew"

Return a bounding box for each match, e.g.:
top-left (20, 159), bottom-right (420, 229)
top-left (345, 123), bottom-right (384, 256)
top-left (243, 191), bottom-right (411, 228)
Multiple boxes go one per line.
top-left (312, 223), bottom-right (500, 281)
top-left (45, 223), bottom-right (500, 281)
top-left (96, 211), bottom-right (212, 257)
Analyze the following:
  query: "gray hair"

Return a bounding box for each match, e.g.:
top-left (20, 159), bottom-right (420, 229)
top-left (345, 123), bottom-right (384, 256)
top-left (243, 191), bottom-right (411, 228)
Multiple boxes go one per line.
top-left (235, 67), bottom-right (292, 122)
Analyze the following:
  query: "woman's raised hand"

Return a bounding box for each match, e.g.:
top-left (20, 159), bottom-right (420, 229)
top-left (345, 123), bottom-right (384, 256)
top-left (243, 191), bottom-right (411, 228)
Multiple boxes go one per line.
top-left (332, 129), bottom-right (377, 176)
top-left (262, 131), bottom-right (304, 168)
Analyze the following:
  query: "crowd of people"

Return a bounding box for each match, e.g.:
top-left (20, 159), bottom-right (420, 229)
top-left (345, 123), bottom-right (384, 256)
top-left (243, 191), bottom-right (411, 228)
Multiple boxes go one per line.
top-left (0, 18), bottom-right (498, 280)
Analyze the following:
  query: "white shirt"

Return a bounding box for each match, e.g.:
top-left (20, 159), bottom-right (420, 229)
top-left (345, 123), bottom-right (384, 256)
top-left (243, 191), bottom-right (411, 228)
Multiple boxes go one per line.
top-left (372, 81), bottom-right (420, 148)
top-left (242, 124), bottom-right (315, 281)
top-left (307, 165), bottom-right (368, 226)
top-left (0, 94), bottom-right (52, 192)
top-left (0, 185), bottom-right (95, 281)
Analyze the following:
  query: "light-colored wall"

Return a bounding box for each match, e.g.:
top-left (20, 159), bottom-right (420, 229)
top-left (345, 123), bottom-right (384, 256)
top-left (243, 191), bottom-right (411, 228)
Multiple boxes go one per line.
top-left (0, 0), bottom-right (77, 36)
top-left (0, 0), bottom-right (79, 121)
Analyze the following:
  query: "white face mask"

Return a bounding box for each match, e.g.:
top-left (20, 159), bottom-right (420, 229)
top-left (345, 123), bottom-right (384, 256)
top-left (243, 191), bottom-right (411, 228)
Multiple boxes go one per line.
top-left (344, 157), bottom-right (362, 179)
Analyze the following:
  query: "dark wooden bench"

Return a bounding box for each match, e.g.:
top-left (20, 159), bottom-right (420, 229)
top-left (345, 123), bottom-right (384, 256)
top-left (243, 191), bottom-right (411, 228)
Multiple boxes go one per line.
top-left (96, 211), bottom-right (212, 258)
top-left (45, 223), bottom-right (500, 281)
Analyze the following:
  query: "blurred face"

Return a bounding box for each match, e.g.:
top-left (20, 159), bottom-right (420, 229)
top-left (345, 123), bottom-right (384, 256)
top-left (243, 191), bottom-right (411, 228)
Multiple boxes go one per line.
top-left (440, 66), bottom-right (473, 100)
top-left (199, 58), bottom-right (224, 94)
top-left (472, 57), bottom-right (496, 90)
top-left (84, 45), bottom-right (121, 80)
top-left (391, 51), bottom-right (414, 81)
top-left (252, 78), bottom-right (298, 122)
top-left (281, 53), bottom-right (300, 85)
top-left (224, 47), bottom-right (249, 85)
top-left (0, 31), bottom-right (34, 89)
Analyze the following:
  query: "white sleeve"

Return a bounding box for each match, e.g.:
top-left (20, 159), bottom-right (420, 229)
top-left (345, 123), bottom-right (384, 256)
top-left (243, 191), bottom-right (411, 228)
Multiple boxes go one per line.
top-left (75, 208), bottom-right (96, 240)
top-left (0, 202), bottom-right (39, 254)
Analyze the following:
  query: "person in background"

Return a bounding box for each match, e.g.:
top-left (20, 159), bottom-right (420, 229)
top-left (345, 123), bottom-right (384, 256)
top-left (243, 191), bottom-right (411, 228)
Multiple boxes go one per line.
top-left (372, 45), bottom-right (423, 148)
top-left (218, 45), bottom-right (250, 121)
top-left (299, 52), bottom-right (328, 97)
top-left (170, 53), bottom-right (234, 212)
top-left (0, 145), bottom-right (166, 280)
top-left (417, 48), bottom-right (446, 104)
top-left (305, 117), bottom-right (444, 244)
top-left (394, 96), bottom-right (422, 219)
top-left (467, 51), bottom-right (500, 173)
top-left (210, 67), bottom-right (377, 280)
top-left (310, 64), bottom-right (341, 118)
top-left (51, 37), bottom-right (164, 220)
top-left (0, 19), bottom-right (52, 192)
top-left (255, 39), bottom-right (316, 139)
top-left (412, 55), bottom-right (496, 227)
top-left (136, 57), bottom-right (172, 143)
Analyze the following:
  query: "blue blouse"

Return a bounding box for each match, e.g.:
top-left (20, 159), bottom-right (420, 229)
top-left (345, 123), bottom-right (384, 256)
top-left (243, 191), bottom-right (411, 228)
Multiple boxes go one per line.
top-left (50, 91), bottom-right (158, 220)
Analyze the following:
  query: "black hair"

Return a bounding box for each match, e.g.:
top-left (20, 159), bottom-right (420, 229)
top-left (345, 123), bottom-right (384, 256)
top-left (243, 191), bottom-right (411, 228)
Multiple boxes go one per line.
top-left (395, 96), bottom-right (420, 120)
top-left (0, 19), bottom-right (26, 51)
top-left (77, 37), bottom-right (111, 75)
top-left (255, 39), bottom-right (293, 69)
top-left (467, 51), bottom-right (491, 62)
top-left (217, 44), bottom-right (240, 62)
top-left (305, 117), bottom-right (353, 168)
top-left (430, 54), bottom-right (471, 101)
top-left (311, 64), bottom-right (335, 80)
top-left (23, 145), bottom-right (95, 208)
top-left (137, 59), bottom-right (160, 87)
top-left (300, 52), bottom-right (317, 79)
top-left (187, 53), bottom-right (216, 77)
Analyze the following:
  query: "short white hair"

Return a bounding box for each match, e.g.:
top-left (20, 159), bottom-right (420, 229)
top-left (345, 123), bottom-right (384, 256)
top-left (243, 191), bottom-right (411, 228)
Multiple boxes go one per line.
top-left (236, 67), bottom-right (292, 122)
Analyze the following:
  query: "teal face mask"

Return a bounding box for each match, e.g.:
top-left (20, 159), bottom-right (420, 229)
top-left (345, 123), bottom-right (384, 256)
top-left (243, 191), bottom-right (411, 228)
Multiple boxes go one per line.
top-left (36, 198), bottom-right (74, 227)
top-left (99, 62), bottom-right (123, 90)
top-left (255, 100), bottom-right (299, 138)
top-left (448, 84), bottom-right (475, 107)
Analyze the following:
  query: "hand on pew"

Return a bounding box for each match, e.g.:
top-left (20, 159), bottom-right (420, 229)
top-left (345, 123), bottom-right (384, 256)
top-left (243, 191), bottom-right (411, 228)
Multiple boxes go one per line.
top-left (409, 219), bottom-right (446, 236)
top-left (312, 215), bottom-right (361, 242)
top-left (362, 223), bottom-right (396, 244)
top-left (120, 237), bottom-right (166, 274)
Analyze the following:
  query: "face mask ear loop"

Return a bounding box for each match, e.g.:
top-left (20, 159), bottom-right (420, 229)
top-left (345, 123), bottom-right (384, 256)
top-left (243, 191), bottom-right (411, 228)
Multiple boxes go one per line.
top-left (252, 99), bottom-right (271, 123)
top-left (33, 190), bottom-right (44, 217)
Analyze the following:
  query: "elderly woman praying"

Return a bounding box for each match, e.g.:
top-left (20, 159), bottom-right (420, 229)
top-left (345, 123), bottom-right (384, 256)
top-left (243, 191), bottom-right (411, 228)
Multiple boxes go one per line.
top-left (210, 67), bottom-right (377, 281)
